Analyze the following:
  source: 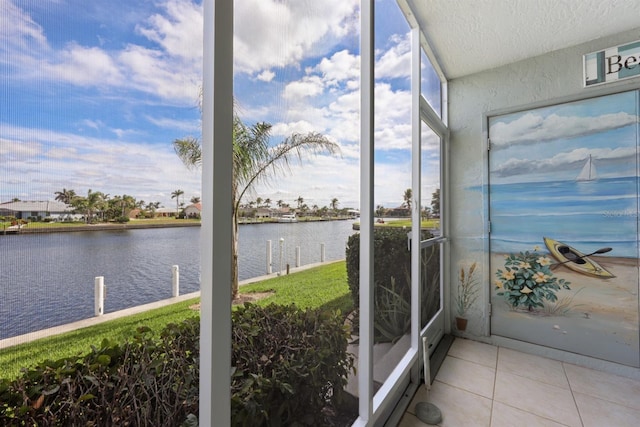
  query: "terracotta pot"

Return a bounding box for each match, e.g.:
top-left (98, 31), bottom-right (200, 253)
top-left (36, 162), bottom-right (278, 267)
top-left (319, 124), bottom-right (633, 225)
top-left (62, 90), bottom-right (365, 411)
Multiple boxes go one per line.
top-left (455, 316), bottom-right (468, 331)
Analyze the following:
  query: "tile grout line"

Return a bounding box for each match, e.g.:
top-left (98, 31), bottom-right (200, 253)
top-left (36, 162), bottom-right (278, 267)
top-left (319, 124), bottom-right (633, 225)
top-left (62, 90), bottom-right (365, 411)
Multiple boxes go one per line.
top-left (488, 346), bottom-right (502, 426)
top-left (562, 362), bottom-right (585, 427)
top-left (494, 348), bottom-right (577, 427)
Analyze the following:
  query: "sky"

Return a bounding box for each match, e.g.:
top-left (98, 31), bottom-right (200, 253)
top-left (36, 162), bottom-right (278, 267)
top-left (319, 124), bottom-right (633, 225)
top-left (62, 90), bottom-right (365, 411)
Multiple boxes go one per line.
top-left (1, 0), bottom-right (442, 210)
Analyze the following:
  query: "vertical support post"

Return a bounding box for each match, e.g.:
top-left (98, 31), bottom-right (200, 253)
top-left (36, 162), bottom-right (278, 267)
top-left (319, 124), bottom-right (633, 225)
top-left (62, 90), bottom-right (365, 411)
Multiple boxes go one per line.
top-left (172, 265), bottom-right (180, 297)
top-left (320, 243), bottom-right (326, 263)
top-left (359, 0), bottom-right (375, 423)
top-left (201, 0), bottom-right (233, 424)
top-left (411, 26), bottom-right (422, 382)
top-left (94, 276), bottom-right (104, 317)
top-left (267, 240), bottom-right (272, 274)
top-left (295, 246), bottom-right (300, 267)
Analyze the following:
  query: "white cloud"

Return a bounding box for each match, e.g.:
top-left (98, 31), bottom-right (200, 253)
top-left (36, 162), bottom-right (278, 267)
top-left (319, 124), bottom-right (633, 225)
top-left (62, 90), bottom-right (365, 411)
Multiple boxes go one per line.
top-left (257, 70), bottom-right (276, 82)
top-left (0, 0), bottom-right (48, 57)
top-left (145, 115), bottom-right (200, 133)
top-left (81, 119), bottom-right (104, 131)
top-left (136, 0), bottom-right (202, 62)
top-left (375, 32), bottom-right (411, 80)
top-left (234, 0), bottom-right (358, 74)
top-left (313, 49), bottom-right (359, 87)
top-left (48, 43), bottom-right (124, 86)
top-left (283, 76), bottom-right (324, 100)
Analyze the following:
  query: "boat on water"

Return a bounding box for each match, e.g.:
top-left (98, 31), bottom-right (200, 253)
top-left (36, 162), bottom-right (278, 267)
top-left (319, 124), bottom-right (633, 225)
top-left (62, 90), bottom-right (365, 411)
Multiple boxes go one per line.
top-left (278, 213), bottom-right (298, 223)
top-left (543, 237), bottom-right (614, 278)
top-left (576, 154), bottom-right (597, 182)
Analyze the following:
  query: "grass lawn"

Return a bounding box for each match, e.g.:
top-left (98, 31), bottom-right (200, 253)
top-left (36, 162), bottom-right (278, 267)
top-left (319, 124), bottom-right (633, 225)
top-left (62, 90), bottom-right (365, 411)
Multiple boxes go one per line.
top-left (240, 260), bottom-right (353, 314)
top-left (352, 218), bottom-right (440, 229)
top-left (0, 218), bottom-right (200, 230)
top-left (0, 261), bottom-right (352, 380)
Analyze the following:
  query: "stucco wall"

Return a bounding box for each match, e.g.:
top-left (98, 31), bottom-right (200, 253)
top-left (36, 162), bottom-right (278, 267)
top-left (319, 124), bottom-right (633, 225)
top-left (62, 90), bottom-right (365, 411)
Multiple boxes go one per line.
top-left (448, 28), bottom-right (640, 338)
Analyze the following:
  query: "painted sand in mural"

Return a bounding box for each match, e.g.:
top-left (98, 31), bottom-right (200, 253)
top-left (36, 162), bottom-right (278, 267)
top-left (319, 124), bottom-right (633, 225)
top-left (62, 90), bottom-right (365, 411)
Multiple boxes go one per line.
top-left (488, 90), bottom-right (639, 367)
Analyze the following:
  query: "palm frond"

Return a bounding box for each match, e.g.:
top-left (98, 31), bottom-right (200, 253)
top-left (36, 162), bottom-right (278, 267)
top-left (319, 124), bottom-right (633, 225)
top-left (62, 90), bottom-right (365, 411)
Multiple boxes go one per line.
top-left (173, 137), bottom-right (202, 170)
top-left (235, 132), bottom-right (340, 207)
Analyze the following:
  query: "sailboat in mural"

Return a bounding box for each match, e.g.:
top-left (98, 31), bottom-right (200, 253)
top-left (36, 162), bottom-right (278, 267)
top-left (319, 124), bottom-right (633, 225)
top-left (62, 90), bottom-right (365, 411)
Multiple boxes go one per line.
top-left (576, 154), bottom-right (597, 181)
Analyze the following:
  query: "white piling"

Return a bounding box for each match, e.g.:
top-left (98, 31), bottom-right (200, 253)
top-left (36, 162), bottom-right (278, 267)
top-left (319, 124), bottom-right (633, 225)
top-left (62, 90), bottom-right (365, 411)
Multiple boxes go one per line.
top-left (320, 243), bottom-right (325, 262)
top-left (267, 240), bottom-right (272, 274)
top-left (94, 276), bottom-right (104, 317)
top-left (278, 237), bottom-right (284, 276)
top-left (172, 265), bottom-right (180, 297)
top-left (295, 246), bottom-right (301, 267)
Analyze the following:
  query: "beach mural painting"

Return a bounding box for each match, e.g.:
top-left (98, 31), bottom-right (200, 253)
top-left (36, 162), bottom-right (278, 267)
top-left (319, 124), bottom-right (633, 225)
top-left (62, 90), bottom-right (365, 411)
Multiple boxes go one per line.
top-left (488, 90), bottom-right (640, 367)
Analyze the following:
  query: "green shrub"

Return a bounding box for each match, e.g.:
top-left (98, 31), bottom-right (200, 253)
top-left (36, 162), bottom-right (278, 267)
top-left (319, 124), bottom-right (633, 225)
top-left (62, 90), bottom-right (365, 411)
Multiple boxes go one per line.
top-left (0, 304), bottom-right (355, 426)
top-left (231, 303), bottom-right (355, 426)
top-left (345, 228), bottom-right (433, 342)
top-left (0, 321), bottom-right (199, 426)
top-left (115, 215), bottom-right (130, 223)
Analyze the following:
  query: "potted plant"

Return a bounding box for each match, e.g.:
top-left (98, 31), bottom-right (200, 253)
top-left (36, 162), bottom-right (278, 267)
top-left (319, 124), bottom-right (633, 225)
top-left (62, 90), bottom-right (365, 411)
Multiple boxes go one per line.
top-left (455, 262), bottom-right (480, 331)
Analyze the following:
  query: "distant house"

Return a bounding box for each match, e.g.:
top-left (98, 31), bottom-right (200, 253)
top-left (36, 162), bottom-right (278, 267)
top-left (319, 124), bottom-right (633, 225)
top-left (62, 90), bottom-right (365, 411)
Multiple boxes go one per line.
top-left (184, 202), bottom-right (202, 218)
top-left (347, 209), bottom-right (360, 218)
top-left (0, 200), bottom-right (79, 221)
top-left (155, 207), bottom-right (177, 218)
top-left (128, 208), bottom-right (142, 219)
top-left (254, 207), bottom-right (271, 218)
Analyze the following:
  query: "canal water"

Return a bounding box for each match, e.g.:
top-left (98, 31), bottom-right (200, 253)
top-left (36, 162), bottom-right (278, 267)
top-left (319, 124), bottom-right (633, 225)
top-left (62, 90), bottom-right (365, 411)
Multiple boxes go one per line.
top-left (0, 220), bottom-right (357, 340)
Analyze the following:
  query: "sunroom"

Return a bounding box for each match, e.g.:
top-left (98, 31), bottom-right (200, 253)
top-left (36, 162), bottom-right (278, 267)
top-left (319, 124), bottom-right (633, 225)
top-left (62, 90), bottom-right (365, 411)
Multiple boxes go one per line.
top-left (204, 0), bottom-right (640, 425)
top-left (2, 0), bottom-right (640, 426)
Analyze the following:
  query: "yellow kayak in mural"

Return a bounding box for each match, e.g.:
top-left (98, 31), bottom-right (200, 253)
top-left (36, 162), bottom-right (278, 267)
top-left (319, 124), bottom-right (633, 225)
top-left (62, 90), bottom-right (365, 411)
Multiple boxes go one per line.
top-left (543, 237), bottom-right (615, 278)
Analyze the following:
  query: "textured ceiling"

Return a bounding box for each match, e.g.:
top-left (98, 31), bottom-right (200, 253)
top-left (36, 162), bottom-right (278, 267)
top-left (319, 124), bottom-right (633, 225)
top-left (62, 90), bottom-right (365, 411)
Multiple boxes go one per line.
top-left (404, 0), bottom-right (640, 79)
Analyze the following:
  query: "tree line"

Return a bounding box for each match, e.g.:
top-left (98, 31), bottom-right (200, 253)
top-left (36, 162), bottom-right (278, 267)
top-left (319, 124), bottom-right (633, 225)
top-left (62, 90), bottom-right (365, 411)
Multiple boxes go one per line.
top-left (53, 188), bottom-right (197, 223)
top-left (374, 187), bottom-right (440, 218)
top-left (240, 195), bottom-right (346, 217)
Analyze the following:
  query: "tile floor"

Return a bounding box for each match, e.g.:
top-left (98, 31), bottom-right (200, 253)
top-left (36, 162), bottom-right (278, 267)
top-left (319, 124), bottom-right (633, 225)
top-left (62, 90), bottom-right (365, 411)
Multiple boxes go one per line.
top-left (398, 338), bottom-right (640, 427)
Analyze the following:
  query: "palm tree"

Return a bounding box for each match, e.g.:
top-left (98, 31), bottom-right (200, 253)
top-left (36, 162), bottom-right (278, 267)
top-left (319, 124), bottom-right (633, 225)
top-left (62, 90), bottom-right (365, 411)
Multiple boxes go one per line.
top-left (277, 199), bottom-right (284, 209)
top-left (256, 197), bottom-right (263, 208)
top-left (263, 198), bottom-right (271, 208)
top-left (296, 196), bottom-right (304, 209)
top-left (403, 188), bottom-right (412, 212)
top-left (121, 194), bottom-right (136, 217)
top-left (330, 197), bottom-right (339, 211)
top-left (191, 196), bottom-right (201, 204)
top-left (71, 189), bottom-right (105, 223)
top-left (54, 188), bottom-right (76, 205)
top-left (147, 201), bottom-right (161, 217)
top-left (431, 188), bottom-right (440, 216)
top-left (171, 189), bottom-right (184, 214)
top-left (173, 115), bottom-right (339, 299)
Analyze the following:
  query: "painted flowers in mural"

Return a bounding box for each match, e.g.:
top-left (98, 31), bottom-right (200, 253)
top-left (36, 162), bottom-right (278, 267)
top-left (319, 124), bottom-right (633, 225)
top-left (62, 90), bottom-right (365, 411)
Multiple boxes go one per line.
top-left (495, 249), bottom-right (571, 311)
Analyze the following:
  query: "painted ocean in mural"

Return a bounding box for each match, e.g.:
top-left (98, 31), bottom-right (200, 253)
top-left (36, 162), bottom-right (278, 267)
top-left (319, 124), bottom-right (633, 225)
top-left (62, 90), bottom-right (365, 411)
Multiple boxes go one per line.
top-left (489, 176), bottom-right (638, 259)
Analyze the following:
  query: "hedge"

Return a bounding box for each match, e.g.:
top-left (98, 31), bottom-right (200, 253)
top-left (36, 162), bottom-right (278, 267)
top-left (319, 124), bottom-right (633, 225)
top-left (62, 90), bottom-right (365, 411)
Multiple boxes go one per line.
top-left (0, 304), bottom-right (355, 426)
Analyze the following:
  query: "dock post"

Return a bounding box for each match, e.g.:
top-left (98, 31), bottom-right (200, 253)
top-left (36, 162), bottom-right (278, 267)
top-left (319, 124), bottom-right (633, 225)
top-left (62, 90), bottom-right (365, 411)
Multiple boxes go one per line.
top-left (278, 237), bottom-right (284, 276)
top-left (267, 240), bottom-right (272, 274)
top-left (295, 246), bottom-right (300, 267)
top-left (320, 243), bottom-right (325, 263)
top-left (95, 276), bottom-right (104, 316)
top-left (172, 265), bottom-right (180, 297)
